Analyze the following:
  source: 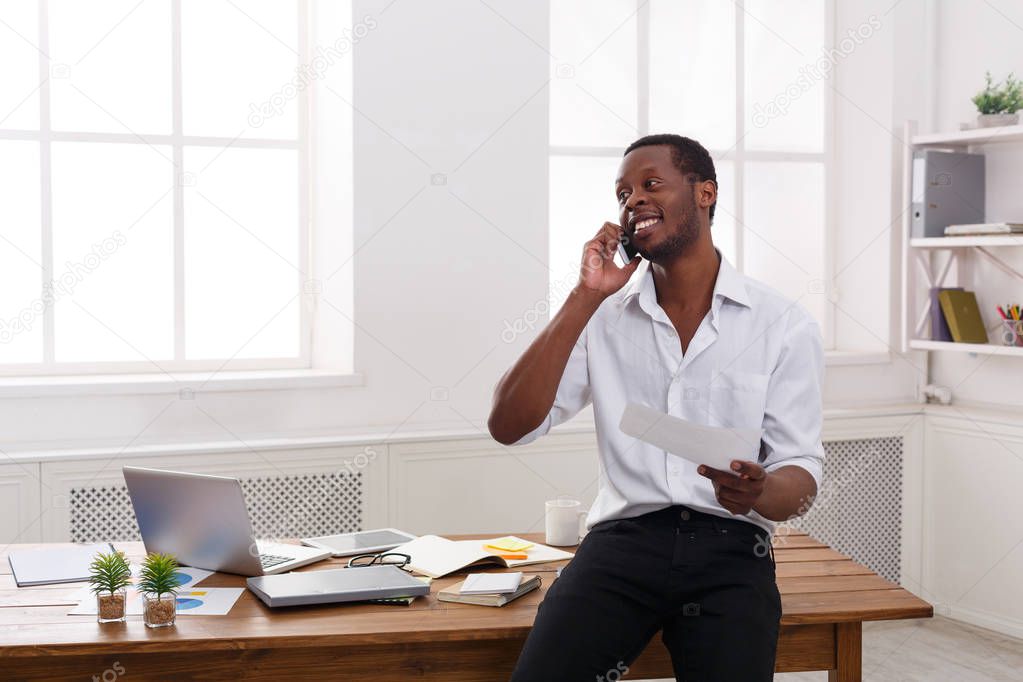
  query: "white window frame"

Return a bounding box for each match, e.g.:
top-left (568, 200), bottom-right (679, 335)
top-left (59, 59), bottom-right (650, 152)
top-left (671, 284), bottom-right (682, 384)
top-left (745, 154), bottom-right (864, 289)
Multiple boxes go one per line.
top-left (549, 0), bottom-right (837, 349)
top-left (0, 0), bottom-right (314, 376)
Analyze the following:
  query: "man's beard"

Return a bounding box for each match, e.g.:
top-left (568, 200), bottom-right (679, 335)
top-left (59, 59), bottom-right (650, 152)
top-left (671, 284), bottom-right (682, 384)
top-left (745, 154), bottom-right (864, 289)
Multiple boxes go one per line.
top-left (640, 203), bottom-right (700, 262)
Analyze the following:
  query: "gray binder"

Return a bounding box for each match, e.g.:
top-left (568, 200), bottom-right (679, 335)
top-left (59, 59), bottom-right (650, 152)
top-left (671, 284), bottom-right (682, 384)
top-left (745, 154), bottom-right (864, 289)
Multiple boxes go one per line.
top-left (911, 149), bottom-right (985, 238)
top-left (246, 565), bottom-right (430, 608)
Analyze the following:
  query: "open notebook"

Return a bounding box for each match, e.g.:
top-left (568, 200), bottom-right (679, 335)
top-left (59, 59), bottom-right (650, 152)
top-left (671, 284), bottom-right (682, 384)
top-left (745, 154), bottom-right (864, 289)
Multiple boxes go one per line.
top-left (392, 535), bottom-right (573, 579)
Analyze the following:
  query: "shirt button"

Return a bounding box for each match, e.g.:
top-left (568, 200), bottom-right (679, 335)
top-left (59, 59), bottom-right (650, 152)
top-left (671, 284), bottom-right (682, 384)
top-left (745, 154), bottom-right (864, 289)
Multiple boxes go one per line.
top-left (680, 510), bottom-right (691, 521)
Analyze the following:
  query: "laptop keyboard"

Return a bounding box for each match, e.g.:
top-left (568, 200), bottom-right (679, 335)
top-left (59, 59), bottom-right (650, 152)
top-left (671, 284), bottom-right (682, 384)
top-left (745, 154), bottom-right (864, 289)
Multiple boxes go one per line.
top-left (259, 553), bottom-right (293, 569)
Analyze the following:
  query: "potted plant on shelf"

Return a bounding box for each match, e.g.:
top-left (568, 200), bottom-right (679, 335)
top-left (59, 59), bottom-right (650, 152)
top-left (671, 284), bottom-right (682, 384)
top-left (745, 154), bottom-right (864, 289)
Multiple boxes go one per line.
top-left (89, 550), bottom-right (132, 623)
top-left (972, 71), bottom-right (1023, 127)
top-left (138, 552), bottom-right (180, 628)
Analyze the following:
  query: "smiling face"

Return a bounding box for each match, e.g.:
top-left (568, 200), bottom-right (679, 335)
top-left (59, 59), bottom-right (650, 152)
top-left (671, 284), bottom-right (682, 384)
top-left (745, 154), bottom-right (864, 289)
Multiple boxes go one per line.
top-left (615, 144), bottom-right (711, 263)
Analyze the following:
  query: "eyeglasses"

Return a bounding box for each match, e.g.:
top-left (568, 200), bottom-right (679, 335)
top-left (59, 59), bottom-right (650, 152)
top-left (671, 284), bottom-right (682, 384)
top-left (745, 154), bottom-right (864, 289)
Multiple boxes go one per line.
top-left (346, 552), bottom-right (412, 571)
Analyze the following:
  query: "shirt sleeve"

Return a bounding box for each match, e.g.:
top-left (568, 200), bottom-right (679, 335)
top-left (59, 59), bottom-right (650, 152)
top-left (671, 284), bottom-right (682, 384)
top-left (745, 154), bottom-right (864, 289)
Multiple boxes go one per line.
top-left (758, 307), bottom-right (825, 488)
top-left (511, 324), bottom-right (593, 446)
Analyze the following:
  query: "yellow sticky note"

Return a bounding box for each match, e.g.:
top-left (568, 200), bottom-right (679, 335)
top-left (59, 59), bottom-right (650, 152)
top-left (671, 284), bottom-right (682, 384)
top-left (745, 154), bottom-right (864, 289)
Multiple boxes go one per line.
top-left (483, 537), bottom-right (534, 553)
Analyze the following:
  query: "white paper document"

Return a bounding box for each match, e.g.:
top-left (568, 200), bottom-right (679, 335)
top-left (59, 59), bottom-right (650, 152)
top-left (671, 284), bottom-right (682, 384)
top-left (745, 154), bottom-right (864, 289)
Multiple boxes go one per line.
top-left (68, 565), bottom-right (238, 616)
top-left (128, 564), bottom-right (213, 590)
top-left (460, 572), bottom-right (522, 595)
top-left (68, 586), bottom-right (244, 616)
top-left (619, 403), bottom-right (762, 472)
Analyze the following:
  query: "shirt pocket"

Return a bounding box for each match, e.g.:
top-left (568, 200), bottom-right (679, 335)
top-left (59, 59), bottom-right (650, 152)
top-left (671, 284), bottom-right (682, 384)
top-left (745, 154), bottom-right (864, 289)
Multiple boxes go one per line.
top-left (707, 369), bottom-right (770, 431)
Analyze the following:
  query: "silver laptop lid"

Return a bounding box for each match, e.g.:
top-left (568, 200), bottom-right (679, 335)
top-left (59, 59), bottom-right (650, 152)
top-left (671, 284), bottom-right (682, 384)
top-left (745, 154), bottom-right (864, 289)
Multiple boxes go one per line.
top-left (123, 466), bottom-right (263, 576)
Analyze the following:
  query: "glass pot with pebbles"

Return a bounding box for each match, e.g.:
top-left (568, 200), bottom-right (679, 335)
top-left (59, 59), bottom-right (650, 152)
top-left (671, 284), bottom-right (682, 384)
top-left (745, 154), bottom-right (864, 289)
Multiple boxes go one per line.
top-left (89, 550), bottom-right (132, 624)
top-left (138, 552), bottom-right (180, 628)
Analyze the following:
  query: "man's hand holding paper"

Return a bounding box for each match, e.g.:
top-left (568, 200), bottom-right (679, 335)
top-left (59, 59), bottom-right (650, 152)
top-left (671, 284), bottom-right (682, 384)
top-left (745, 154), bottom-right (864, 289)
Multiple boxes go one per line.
top-left (618, 402), bottom-right (767, 514)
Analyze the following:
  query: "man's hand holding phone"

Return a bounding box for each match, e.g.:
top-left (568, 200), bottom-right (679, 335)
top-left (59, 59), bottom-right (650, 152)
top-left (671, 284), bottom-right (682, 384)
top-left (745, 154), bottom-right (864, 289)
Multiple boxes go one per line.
top-left (577, 222), bottom-right (642, 300)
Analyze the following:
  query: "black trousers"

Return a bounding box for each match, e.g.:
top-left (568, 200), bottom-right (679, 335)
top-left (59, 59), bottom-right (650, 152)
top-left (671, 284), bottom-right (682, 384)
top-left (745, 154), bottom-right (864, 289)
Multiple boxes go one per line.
top-left (510, 505), bottom-right (781, 682)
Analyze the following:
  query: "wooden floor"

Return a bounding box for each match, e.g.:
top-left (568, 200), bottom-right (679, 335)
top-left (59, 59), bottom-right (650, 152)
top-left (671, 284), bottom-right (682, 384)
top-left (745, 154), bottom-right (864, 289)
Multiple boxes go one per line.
top-left (638, 616), bottom-right (1023, 682)
top-left (779, 617), bottom-right (1023, 682)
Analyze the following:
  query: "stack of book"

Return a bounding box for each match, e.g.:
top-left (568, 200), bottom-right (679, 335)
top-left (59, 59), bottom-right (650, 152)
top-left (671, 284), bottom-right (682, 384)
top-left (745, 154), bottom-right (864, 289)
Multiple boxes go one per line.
top-left (931, 288), bottom-right (988, 344)
top-left (438, 571), bottom-right (541, 607)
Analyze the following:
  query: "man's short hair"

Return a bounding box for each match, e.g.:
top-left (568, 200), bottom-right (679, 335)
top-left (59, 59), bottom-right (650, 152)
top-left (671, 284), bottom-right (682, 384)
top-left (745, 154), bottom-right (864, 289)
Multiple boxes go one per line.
top-left (623, 134), bottom-right (717, 223)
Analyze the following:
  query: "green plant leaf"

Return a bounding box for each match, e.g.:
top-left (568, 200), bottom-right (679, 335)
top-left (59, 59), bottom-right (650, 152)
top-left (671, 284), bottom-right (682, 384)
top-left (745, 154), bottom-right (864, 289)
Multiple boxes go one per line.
top-left (88, 550), bottom-right (132, 596)
top-left (137, 552), bottom-right (181, 599)
top-left (973, 71), bottom-right (1023, 114)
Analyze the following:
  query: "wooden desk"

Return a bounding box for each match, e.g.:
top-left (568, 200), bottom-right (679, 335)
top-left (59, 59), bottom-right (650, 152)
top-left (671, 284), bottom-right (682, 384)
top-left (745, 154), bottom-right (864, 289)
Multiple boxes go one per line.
top-left (0, 532), bottom-right (931, 681)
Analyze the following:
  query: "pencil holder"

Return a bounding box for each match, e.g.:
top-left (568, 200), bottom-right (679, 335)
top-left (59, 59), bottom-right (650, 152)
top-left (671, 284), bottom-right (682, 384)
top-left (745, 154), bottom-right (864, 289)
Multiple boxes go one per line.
top-left (1000, 319), bottom-right (1023, 346)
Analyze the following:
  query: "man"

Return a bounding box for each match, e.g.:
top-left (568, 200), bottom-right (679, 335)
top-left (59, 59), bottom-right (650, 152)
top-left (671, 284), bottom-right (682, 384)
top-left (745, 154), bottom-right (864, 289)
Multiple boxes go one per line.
top-left (488, 134), bottom-right (825, 681)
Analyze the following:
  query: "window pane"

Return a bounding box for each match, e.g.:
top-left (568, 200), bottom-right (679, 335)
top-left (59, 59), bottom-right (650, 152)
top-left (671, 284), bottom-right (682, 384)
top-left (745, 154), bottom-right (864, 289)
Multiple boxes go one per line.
top-left (0, 1), bottom-right (41, 130)
top-left (709, 160), bottom-right (735, 265)
top-left (182, 0), bottom-right (299, 139)
top-left (183, 147), bottom-right (299, 359)
top-left (550, 0), bottom-right (638, 147)
top-left (549, 155), bottom-right (622, 313)
top-left (0, 141), bottom-right (43, 363)
top-left (649, 0), bottom-right (735, 150)
top-left (51, 142), bottom-right (175, 362)
top-left (49, 0), bottom-right (172, 134)
top-left (743, 161), bottom-right (825, 328)
top-left (743, 0), bottom-right (825, 152)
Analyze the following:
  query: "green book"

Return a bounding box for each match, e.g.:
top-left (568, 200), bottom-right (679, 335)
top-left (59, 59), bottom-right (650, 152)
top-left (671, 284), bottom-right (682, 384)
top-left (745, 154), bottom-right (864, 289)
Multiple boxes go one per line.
top-left (937, 290), bottom-right (988, 344)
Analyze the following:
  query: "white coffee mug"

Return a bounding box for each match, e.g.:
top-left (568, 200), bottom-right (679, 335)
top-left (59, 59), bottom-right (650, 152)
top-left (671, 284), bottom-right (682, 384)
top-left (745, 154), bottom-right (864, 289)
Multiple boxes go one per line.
top-left (545, 498), bottom-right (588, 547)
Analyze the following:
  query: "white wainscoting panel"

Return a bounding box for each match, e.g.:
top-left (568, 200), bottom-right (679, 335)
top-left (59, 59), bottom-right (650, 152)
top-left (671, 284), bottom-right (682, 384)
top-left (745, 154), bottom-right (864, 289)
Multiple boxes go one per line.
top-left (389, 431), bottom-right (600, 536)
top-left (923, 413), bottom-right (1023, 639)
top-left (0, 462), bottom-right (42, 544)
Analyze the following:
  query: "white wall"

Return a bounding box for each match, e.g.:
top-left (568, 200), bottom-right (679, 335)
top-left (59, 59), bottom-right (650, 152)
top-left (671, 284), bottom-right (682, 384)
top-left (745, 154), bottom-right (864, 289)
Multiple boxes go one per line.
top-left (0, 0), bottom-right (921, 457)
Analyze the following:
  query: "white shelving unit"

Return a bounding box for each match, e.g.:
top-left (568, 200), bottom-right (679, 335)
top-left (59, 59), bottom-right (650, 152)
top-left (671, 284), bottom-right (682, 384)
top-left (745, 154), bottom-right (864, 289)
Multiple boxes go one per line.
top-left (900, 121), bottom-right (1023, 356)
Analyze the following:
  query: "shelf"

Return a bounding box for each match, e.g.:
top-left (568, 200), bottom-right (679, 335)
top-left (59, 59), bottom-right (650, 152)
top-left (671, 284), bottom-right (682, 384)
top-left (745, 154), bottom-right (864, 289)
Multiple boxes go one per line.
top-left (912, 123), bottom-right (1023, 146)
top-left (910, 235), bottom-right (1023, 248)
top-left (909, 339), bottom-right (1023, 356)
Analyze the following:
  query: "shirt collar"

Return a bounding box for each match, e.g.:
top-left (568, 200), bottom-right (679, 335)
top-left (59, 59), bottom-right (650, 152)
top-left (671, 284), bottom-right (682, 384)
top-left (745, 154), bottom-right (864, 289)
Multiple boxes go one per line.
top-left (619, 248), bottom-right (751, 318)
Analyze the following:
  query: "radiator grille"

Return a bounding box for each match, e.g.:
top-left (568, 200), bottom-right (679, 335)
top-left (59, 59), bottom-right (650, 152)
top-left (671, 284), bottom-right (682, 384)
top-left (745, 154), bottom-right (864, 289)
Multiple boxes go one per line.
top-left (69, 485), bottom-right (139, 543)
top-left (782, 436), bottom-right (902, 583)
top-left (69, 471), bottom-right (363, 543)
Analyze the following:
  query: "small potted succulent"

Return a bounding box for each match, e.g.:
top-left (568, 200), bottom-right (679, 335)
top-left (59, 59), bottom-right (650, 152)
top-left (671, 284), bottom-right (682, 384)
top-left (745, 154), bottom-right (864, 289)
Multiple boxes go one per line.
top-left (972, 71), bottom-right (1023, 127)
top-left (89, 550), bottom-right (132, 623)
top-left (138, 552), bottom-right (180, 628)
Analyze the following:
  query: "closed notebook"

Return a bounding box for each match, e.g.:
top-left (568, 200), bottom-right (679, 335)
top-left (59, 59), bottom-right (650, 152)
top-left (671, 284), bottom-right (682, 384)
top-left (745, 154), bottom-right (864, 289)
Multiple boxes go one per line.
top-left (438, 574), bottom-right (541, 607)
top-left (9, 543), bottom-right (113, 587)
top-left (938, 290), bottom-right (988, 344)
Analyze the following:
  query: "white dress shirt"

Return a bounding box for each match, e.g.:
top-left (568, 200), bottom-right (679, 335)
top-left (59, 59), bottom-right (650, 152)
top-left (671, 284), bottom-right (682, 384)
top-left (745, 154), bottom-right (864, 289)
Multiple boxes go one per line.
top-left (514, 251), bottom-right (825, 534)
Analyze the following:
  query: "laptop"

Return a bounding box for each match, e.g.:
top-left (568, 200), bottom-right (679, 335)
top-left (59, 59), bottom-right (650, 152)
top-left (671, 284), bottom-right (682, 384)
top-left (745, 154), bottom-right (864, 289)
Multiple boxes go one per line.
top-left (123, 466), bottom-right (331, 576)
top-left (246, 565), bottom-right (431, 608)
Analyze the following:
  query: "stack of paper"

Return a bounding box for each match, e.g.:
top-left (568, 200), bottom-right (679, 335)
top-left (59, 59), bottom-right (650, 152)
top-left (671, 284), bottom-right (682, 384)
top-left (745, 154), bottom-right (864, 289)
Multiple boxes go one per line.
top-left (460, 572), bottom-right (522, 595)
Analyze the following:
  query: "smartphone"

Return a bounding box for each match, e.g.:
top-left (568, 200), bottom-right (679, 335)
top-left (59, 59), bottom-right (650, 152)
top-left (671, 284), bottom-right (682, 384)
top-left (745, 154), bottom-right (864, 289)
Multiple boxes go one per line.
top-left (617, 228), bottom-right (640, 265)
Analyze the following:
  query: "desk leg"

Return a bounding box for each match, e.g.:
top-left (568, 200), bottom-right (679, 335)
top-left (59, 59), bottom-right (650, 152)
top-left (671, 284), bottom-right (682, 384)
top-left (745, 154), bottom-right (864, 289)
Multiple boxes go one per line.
top-left (828, 622), bottom-right (862, 682)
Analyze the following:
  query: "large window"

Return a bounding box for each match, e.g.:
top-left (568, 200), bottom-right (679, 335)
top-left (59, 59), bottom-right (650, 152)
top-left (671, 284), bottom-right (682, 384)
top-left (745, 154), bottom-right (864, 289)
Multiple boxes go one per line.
top-left (549, 0), bottom-right (832, 344)
top-left (0, 0), bottom-right (309, 375)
